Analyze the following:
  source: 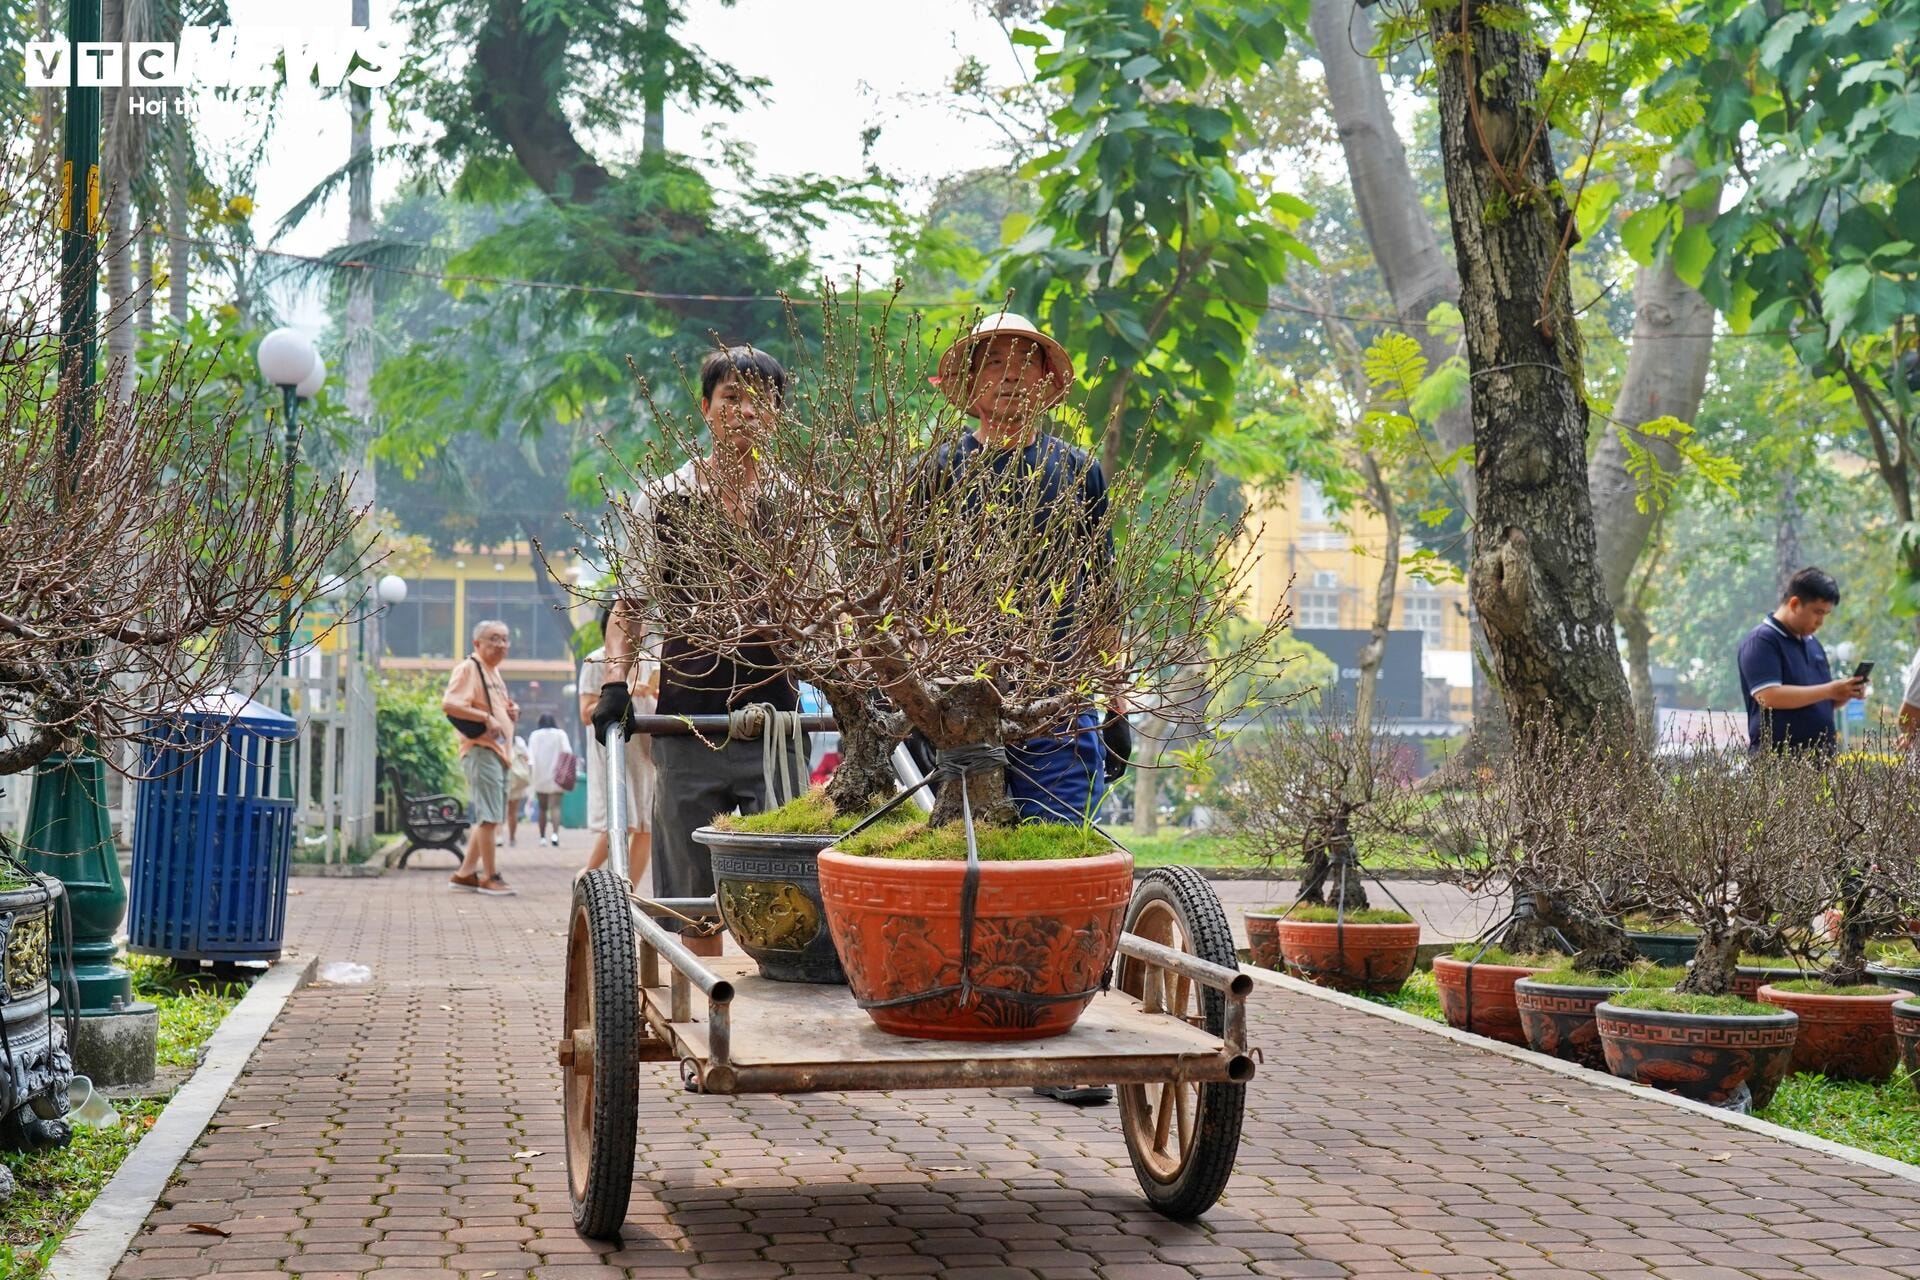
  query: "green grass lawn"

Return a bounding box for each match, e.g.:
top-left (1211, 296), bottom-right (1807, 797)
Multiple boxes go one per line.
top-left (0, 957), bottom-right (244, 1277)
top-left (1123, 832), bottom-right (1450, 872)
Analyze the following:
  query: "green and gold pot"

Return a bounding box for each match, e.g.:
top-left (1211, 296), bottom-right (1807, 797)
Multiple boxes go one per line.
top-left (694, 828), bottom-right (844, 984)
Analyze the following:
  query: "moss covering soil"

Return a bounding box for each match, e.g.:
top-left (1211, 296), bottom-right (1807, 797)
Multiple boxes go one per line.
top-left (0, 956), bottom-right (243, 1277)
top-left (837, 820), bottom-right (1118, 862)
top-left (1528, 963), bottom-right (1688, 989)
top-left (1267, 905), bottom-right (1413, 925)
top-left (1446, 943), bottom-right (1556, 967)
top-left (1604, 988), bottom-right (1779, 1017)
top-left (1764, 979), bottom-right (1890, 996)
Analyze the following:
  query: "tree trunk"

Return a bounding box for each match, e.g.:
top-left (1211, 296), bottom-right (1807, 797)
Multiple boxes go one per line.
top-left (137, 222), bottom-right (154, 335)
top-left (1677, 929), bottom-right (1737, 995)
top-left (168, 128), bottom-right (190, 326)
top-left (1503, 882), bottom-right (1637, 969)
top-left (347, 0), bottom-right (378, 523)
top-left (641, 0), bottom-right (668, 159)
top-left (1310, 0), bottom-right (1512, 760)
top-left (1588, 157), bottom-right (1722, 605)
top-left (1430, 0), bottom-right (1632, 738)
top-left (818, 682), bottom-right (900, 816)
top-left (1353, 454), bottom-right (1401, 736)
top-left (101, 0), bottom-right (142, 405)
top-left (924, 681), bottom-right (1020, 828)
top-left (1298, 837), bottom-right (1369, 910)
top-left (1775, 468), bottom-right (1803, 595)
top-left (1129, 711), bottom-right (1169, 837)
top-left (1619, 603), bottom-right (1657, 755)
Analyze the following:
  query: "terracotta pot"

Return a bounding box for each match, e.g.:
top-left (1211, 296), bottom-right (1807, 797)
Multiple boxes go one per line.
top-left (695, 827), bottom-right (843, 984)
top-left (1892, 1000), bottom-right (1920, 1081)
top-left (1595, 1001), bottom-right (1798, 1108)
top-left (1868, 962), bottom-right (1920, 996)
top-left (1244, 912), bottom-right (1282, 971)
top-left (1513, 978), bottom-right (1621, 1071)
top-left (1431, 955), bottom-right (1545, 1046)
top-left (1756, 983), bottom-right (1906, 1083)
top-left (1732, 966), bottom-right (1805, 1000)
top-left (817, 847), bottom-right (1134, 1041)
top-left (1272, 917), bottom-right (1420, 995)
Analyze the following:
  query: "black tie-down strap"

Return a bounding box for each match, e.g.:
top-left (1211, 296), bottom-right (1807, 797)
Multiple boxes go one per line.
top-left (841, 742), bottom-right (1113, 1013)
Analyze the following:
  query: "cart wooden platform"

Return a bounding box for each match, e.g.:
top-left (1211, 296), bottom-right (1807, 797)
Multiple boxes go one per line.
top-left (561, 725), bottom-right (1258, 1241)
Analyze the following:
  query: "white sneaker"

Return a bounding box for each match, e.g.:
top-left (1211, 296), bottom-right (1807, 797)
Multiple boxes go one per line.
top-left (550, 833), bottom-right (561, 847)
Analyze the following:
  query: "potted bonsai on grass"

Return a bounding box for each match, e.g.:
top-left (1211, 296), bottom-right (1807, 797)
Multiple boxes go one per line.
top-left (1230, 714), bottom-right (1422, 994)
top-left (1432, 725), bottom-right (1644, 1045)
top-left (1752, 746), bottom-right (1920, 1082)
top-left (604, 296), bottom-right (1293, 1037)
top-left (1513, 963), bottom-right (1688, 1071)
top-left (1585, 747), bottom-right (1827, 1108)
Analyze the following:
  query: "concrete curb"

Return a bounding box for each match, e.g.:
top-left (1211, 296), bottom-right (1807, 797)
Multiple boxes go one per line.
top-left (1244, 963), bottom-right (1920, 1186)
top-left (46, 953), bottom-right (320, 1280)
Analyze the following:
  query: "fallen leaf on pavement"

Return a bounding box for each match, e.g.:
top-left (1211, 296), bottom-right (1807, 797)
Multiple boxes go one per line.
top-left (245, 1121), bottom-right (279, 1130)
top-left (1707, 1152), bottom-right (1733, 1162)
top-left (184, 1223), bottom-right (231, 1237)
top-left (513, 1150), bottom-right (542, 1160)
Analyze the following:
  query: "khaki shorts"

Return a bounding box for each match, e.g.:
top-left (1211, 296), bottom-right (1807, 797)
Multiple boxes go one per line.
top-left (587, 733), bottom-right (655, 833)
top-left (462, 748), bottom-right (508, 825)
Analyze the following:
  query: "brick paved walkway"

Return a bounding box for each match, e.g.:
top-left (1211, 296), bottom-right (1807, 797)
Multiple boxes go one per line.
top-left (111, 830), bottom-right (1920, 1279)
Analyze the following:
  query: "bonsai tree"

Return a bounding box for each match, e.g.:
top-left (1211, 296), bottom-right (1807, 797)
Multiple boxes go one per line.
top-left (1230, 713), bottom-right (1419, 908)
top-left (1435, 722), bottom-right (1644, 971)
top-left (600, 294), bottom-right (1292, 829)
top-left (1593, 747), bottom-right (1830, 995)
top-left (0, 157), bottom-right (361, 783)
top-left (1807, 746), bottom-right (1920, 985)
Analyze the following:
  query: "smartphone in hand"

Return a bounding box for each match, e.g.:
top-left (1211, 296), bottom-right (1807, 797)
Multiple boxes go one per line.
top-left (1854, 661), bottom-right (1876, 682)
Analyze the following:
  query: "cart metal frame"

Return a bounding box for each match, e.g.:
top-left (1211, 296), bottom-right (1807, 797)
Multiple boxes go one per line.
top-left (562, 720), bottom-right (1257, 1240)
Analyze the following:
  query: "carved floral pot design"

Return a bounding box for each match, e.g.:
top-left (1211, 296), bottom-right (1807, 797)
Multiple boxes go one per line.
top-left (1513, 978), bottom-right (1622, 1071)
top-left (695, 828), bottom-right (844, 985)
top-left (817, 847), bottom-right (1134, 1041)
top-left (0, 874), bottom-right (73, 1152)
top-left (1595, 1001), bottom-right (1798, 1108)
top-left (1431, 955), bottom-right (1546, 1046)
top-left (1892, 1000), bottom-right (1920, 1083)
top-left (1756, 983), bottom-right (1905, 1083)
top-left (1270, 917), bottom-right (1420, 995)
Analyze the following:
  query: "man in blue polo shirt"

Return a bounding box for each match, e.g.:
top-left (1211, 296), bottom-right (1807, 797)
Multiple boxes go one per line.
top-left (1737, 566), bottom-right (1867, 752)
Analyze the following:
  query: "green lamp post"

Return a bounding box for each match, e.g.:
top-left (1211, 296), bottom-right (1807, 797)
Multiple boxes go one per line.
top-left (256, 329), bottom-right (324, 799)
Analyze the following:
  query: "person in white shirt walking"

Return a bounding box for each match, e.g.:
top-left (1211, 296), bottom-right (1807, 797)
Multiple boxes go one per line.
top-left (579, 605), bottom-right (658, 882)
top-left (527, 713), bottom-right (573, 847)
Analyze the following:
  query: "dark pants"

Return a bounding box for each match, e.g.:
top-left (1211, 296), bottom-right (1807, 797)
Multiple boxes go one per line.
top-left (651, 735), bottom-right (809, 911)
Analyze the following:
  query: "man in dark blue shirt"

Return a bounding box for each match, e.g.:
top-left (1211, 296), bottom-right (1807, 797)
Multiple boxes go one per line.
top-left (1737, 566), bottom-right (1865, 751)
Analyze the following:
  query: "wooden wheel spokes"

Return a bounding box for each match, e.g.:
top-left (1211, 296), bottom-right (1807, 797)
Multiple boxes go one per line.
top-left (562, 905), bottom-right (595, 1201)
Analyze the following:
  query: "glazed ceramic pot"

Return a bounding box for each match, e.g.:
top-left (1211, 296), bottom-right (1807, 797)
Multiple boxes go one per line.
top-left (1625, 931), bottom-right (1699, 967)
top-left (1757, 983), bottom-right (1905, 1083)
top-left (1892, 1000), bottom-right (1920, 1082)
top-left (1431, 955), bottom-right (1546, 1046)
top-left (1513, 978), bottom-right (1622, 1071)
top-left (817, 847), bottom-right (1134, 1041)
top-left (695, 827), bottom-right (843, 984)
top-left (1273, 917), bottom-right (1420, 995)
top-left (1868, 962), bottom-right (1920, 996)
top-left (1732, 966), bottom-right (1805, 1000)
top-left (0, 875), bottom-right (72, 1151)
top-left (1594, 1001), bottom-right (1798, 1107)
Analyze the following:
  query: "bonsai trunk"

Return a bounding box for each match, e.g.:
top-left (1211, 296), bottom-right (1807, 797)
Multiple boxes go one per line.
top-left (1677, 930), bottom-right (1739, 996)
top-left (1299, 834), bottom-right (1369, 911)
top-left (1825, 879), bottom-right (1872, 986)
top-left (818, 681), bottom-right (901, 817)
top-left (924, 681), bottom-right (1021, 829)
top-left (1504, 882), bottom-right (1635, 970)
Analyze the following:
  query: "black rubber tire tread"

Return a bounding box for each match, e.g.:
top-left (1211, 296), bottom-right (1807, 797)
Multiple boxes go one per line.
top-left (568, 868), bottom-right (640, 1241)
top-left (1118, 866), bottom-right (1247, 1221)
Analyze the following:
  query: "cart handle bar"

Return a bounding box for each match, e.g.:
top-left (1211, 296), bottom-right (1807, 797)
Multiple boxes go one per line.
top-left (629, 904), bottom-right (734, 1004)
top-left (1116, 934), bottom-right (1253, 998)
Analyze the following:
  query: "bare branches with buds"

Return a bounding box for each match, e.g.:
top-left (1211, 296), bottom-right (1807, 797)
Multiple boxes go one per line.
top-left (0, 156), bottom-right (363, 780)
top-left (592, 289), bottom-right (1298, 825)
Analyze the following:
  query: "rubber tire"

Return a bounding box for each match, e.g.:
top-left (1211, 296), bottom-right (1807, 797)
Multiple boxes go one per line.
top-left (566, 868), bottom-right (640, 1241)
top-left (1118, 866), bottom-right (1247, 1221)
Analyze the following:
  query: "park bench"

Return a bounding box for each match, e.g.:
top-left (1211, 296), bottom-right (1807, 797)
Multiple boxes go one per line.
top-left (386, 768), bottom-right (469, 868)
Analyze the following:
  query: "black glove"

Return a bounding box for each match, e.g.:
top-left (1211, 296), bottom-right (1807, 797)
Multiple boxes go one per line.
top-left (1101, 713), bottom-right (1133, 784)
top-left (591, 681), bottom-right (633, 744)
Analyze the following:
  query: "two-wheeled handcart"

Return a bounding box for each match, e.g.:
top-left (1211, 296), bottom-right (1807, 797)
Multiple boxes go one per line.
top-left (562, 720), bottom-right (1257, 1240)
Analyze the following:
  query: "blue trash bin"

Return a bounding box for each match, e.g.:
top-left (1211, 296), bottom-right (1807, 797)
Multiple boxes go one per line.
top-left (128, 692), bottom-right (299, 964)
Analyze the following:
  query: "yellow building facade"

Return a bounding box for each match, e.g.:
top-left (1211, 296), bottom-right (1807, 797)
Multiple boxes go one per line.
top-left (1246, 477), bottom-right (1474, 721)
